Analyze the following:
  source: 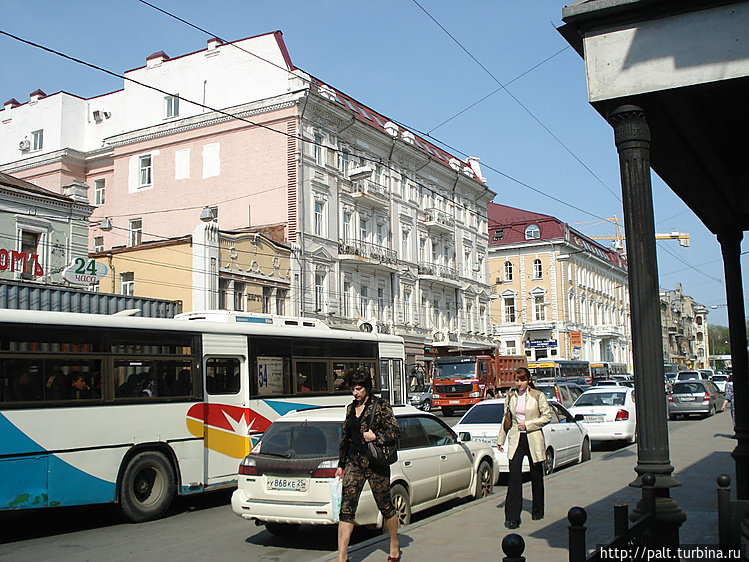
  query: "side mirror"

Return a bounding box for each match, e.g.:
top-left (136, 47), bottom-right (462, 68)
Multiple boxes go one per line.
top-left (458, 431), bottom-right (471, 442)
top-left (574, 414), bottom-right (585, 422)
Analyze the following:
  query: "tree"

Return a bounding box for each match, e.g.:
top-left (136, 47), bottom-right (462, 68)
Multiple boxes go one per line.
top-left (708, 324), bottom-right (731, 356)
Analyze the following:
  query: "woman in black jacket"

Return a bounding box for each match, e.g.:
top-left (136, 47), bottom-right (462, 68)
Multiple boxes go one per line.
top-left (335, 368), bottom-right (401, 562)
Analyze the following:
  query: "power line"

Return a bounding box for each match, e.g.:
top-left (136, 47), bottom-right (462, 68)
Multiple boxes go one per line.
top-left (409, 0), bottom-right (622, 205)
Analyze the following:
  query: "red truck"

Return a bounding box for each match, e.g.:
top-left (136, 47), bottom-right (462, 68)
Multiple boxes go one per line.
top-left (430, 348), bottom-right (527, 417)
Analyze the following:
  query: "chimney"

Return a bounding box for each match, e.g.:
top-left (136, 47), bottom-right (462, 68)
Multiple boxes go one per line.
top-left (62, 181), bottom-right (90, 204)
top-left (4, 98), bottom-right (20, 111)
top-left (207, 37), bottom-right (223, 51)
top-left (29, 89), bottom-right (46, 103)
top-left (146, 51), bottom-right (169, 68)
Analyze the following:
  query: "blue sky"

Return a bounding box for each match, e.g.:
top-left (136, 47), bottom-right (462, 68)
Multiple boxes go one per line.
top-left (1, 0), bottom-right (742, 326)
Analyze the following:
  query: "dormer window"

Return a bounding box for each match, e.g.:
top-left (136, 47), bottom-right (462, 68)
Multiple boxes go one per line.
top-left (525, 224), bottom-right (540, 240)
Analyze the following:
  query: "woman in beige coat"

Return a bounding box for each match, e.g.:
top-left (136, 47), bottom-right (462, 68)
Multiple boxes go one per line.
top-left (497, 367), bottom-right (552, 529)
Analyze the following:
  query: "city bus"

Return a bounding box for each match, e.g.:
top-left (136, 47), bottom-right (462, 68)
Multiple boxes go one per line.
top-left (589, 362), bottom-right (629, 383)
top-left (0, 309), bottom-right (405, 522)
top-left (527, 360), bottom-right (591, 383)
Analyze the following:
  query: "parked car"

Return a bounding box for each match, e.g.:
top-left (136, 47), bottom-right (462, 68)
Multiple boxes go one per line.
top-left (676, 370), bottom-right (702, 381)
top-left (231, 404), bottom-right (497, 535)
top-left (535, 381), bottom-right (586, 408)
top-left (699, 368), bottom-right (716, 380)
top-left (710, 374), bottom-right (730, 393)
top-left (668, 380), bottom-right (726, 420)
top-left (408, 382), bottom-right (433, 411)
top-left (452, 398), bottom-right (590, 479)
top-left (568, 387), bottom-right (637, 443)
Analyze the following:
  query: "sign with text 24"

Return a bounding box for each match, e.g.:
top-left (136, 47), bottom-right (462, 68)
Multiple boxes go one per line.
top-left (62, 258), bottom-right (108, 285)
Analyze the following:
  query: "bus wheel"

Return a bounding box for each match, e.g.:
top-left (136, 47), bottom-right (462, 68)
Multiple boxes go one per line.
top-left (120, 451), bottom-right (175, 522)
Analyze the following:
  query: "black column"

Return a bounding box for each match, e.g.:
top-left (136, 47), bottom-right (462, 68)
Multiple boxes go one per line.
top-left (717, 230), bottom-right (749, 499)
top-left (609, 104), bottom-right (685, 541)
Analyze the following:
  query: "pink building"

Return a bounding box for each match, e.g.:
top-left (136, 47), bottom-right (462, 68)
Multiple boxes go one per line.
top-left (0, 32), bottom-right (495, 365)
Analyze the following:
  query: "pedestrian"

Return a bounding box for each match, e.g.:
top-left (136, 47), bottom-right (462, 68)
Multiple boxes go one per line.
top-left (497, 366), bottom-right (552, 529)
top-left (335, 368), bottom-right (401, 562)
top-left (723, 379), bottom-right (735, 429)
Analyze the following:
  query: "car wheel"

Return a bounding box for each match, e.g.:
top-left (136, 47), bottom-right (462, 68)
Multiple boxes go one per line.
top-left (390, 484), bottom-right (411, 527)
top-left (669, 414), bottom-right (677, 421)
top-left (544, 448), bottom-right (554, 476)
top-left (474, 460), bottom-right (494, 500)
top-left (265, 523), bottom-right (301, 536)
top-left (421, 399), bottom-right (431, 412)
top-left (441, 407), bottom-right (454, 417)
top-left (119, 451), bottom-right (175, 522)
top-left (579, 438), bottom-right (591, 463)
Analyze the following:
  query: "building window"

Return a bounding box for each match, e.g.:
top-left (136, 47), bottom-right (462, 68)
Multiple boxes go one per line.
top-left (504, 297), bottom-right (516, 323)
top-left (403, 289), bottom-right (412, 324)
top-left (314, 201), bottom-right (325, 236)
top-left (338, 150), bottom-right (350, 174)
top-left (378, 288), bottom-right (385, 321)
top-left (19, 231), bottom-right (40, 279)
top-left (504, 261), bottom-right (513, 282)
top-left (219, 279), bottom-right (229, 309)
top-left (506, 340), bottom-right (517, 354)
top-left (360, 285), bottom-right (368, 317)
top-left (493, 229), bottom-right (504, 242)
top-left (234, 282), bottom-right (245, 311)
top-left (139, 155), bottom-right (152, 186)
top-left (376, 222), bottom-right (385, 247)
top-left (401, 228), bottom-right (410, 261)
top-left (165, 95), bottom-right (179, 118)
top-left (343, 281), bottom-right (352, 317)
top-left (263, 287), bottom-right (273, 314)
top-left (533, 258), bottom-right (543, 280)
top-left (315, 272), bottom-right (325, 312)
top-left (32, 129), bottom-right (43, 151)
top-left (93, 236), bottom-right (104, 253)
top-left (276, 289), bottom-right (287, 315)
top-left (342, 211), bottom-right (352, 242)
top-left (94, 179), bottom-right (105, 206)
top-left (534, 295), bottom-right (546, 321)
top-left (128, 219), bottom-right (142, 247)
top-left (120, 272), bottom-right (134, 296)
top-left (525, 224), bottom-right (540, 240)
top-left (360, 218), bottom-right (369, 242)
top-left (313, 134), bottom-right (323, 165)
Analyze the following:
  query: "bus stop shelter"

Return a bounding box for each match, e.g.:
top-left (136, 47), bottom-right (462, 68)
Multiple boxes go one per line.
top-left (559, 0), bottom-right (749, 543)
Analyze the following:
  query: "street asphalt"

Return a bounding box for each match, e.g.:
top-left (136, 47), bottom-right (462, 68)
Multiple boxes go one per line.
top-left (312, 410), bottom-right (736, 562)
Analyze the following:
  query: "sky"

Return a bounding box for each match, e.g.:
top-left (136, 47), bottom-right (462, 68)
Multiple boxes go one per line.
top-left (1, 0), bottom-right (744, 326)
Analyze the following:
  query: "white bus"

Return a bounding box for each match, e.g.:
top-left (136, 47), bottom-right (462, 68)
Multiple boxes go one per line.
top-left (0, 309), bottom-right (405, 521)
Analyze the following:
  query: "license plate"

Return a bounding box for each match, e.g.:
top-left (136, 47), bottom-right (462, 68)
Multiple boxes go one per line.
top-left (584, 415), bottom-right (605, 422)
top-left (266, 477), bottom-right (308, 492)
top-left (679, 396), bottom-right (695, 402)
top-left (472, 436), bottom-right (496, 444)
top-left (449, 400), bottom-right (461, 404)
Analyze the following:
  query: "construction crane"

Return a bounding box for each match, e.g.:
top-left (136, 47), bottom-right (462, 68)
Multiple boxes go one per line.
top-left (576, 217), bottom-right (689, 255)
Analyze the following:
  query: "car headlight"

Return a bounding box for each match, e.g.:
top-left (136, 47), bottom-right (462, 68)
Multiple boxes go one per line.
top-left (433, 394), bottom-right (441, 399)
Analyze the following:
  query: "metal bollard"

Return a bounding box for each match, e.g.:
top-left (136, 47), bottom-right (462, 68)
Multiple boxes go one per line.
top-left (613, 504), bottom-right (628, 537)
top-left (717, 473), bottom-right (732, 547)
top-left (568, 506), bottom-right (588, 562)
top-left (502, 533), bottom-right (526, 562)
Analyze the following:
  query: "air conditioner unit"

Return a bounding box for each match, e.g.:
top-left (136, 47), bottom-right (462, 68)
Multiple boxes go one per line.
top-left (357, 320), bottom-right (374, 333)
top-left (18, 139), bottom-right (30, 151)
top-left (92, 110), bottom-right (103, 121)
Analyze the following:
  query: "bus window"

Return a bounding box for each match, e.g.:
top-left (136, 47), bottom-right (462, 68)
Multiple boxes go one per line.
top-left (205, 358), bottom-right (241, 395)
top-left (295, 361), bottom-right (328, 392)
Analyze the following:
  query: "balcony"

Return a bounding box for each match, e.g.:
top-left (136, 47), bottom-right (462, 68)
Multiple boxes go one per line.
top-left (351, 180), bottom-right (389, 208)
top-left (417, 261), bottom-right (462, 288)
top-left (338, 240), bottom-right (397, 271)
top-left (422, 208), bottom-right (455, 234)
top-left (592, 324), bottom-right (624, 338)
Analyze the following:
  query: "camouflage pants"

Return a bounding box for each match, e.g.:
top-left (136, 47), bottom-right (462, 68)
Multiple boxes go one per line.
top-left (340, 455), bottom-right (395, 524)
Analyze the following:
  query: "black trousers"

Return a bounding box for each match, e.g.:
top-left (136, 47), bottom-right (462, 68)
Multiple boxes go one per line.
top-left (505, 432), bottom-right (544, 522)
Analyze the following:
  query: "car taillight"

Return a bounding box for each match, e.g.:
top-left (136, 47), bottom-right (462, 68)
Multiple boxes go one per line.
top-left (615, 409), bottom-right (629, 421)
top-left (238, 456), bottom-right (259, 476)
top-left (702, 392), bottom-right (710, 402)
top-left (668, 394), bottom-right (674, 402)
top-left (312, 459), bottom-right (338, 478)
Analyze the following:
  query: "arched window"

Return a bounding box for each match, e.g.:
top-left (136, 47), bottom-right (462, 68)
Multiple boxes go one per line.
top-left (525, 224), bottom-right (540, 239)
top-left (533, 258), bottom-right (542, 279)
top-left (504, 261), bottom-right (513, 282)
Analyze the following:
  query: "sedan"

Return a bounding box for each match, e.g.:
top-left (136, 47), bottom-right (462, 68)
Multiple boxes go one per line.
top-left (231, 405), bottom-right (497, 535)
top-left (452, 398), bottom-right (591, 478)
top-left (668, 379), bottom-right (726, 419)
top-left (568, 387), bottom-right (637, 443)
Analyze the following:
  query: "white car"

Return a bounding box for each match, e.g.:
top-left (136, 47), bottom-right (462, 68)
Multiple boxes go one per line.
top-left (231, 404), bottom-right (497, 535)
top-left (710, 374), bottom-right (729, 393)
top-left (452, 398), bottom-right (591, 479)
top-left (568, 387), bottom-right (637, 443)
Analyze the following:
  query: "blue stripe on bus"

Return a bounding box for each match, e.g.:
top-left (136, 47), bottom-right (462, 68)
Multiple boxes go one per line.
top-left (0, 414), bottom-right (116, 509)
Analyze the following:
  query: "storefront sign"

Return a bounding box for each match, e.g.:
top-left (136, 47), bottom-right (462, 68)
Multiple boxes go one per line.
top-left (0, 249), bottom-right (44, 276)
top-left (529, 340), bottom-right (558, 348)
top-left (569, 331), bottom-right (582, 347)
top-left (62, 258), bottom-right (108, 285)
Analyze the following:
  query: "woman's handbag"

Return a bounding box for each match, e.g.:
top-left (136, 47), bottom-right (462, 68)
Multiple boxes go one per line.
top-left (366, 399), bottom-right (398, 466)
top-left (502, 401), bottom-right (512, 431)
